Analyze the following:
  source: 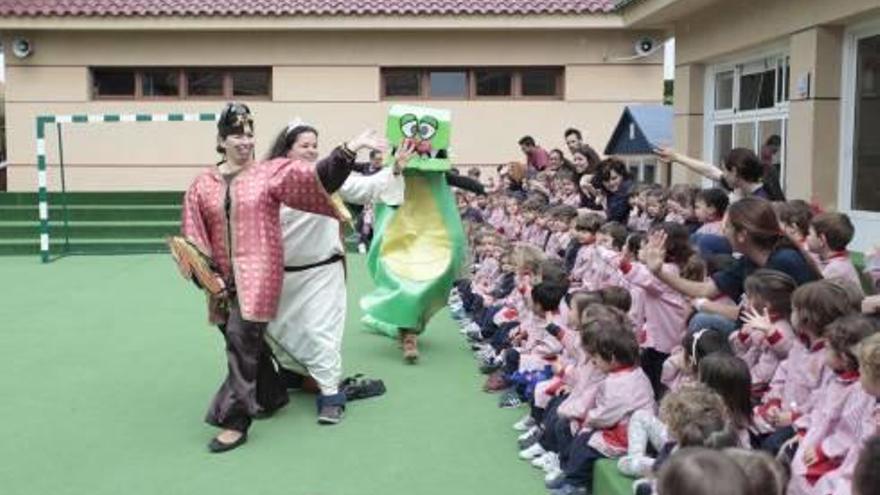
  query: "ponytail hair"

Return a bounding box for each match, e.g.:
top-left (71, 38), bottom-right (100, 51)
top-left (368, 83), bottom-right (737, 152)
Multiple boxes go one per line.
top-left (727, 197), bottom-right (823, 279)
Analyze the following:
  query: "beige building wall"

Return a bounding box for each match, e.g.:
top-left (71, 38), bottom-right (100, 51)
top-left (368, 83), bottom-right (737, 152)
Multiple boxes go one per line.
top-left (667, 0), bottom-right (880, 208)
top-left (3, 29), bottom-right (663, 191)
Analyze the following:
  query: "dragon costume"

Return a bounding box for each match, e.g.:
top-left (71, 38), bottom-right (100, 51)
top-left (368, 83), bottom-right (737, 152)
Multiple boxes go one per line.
top-left (360, 106), bottom-right (466, 359)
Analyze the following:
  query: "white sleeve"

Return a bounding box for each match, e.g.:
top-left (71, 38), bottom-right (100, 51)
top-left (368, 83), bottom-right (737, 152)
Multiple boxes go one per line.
top-left (337, 167), bottom-right (405, 206)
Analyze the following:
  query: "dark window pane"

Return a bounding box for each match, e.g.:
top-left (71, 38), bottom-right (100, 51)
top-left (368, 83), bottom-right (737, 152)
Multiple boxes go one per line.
top-left (93, 69), bottom-right (135, 97)
top-left (232, 69), bottom-right (270, 97)
top-left (739, 69), bottom-right (775, 110)
top-left (384, 70), bottom-right (420, 97)
top-left (714, 124), bottom-right (733, 165)
top-left (783, 58), bottom-right (790, 101)
top-left (429, 71), bottom-right (467, 98)
top-left (644, 163), bottom-right (657, 184)
top-left (715, 70), bottom-right (734, 110)
top-left (142, 70), bottom-right (180, 97)
top-left (853, 34), bottom-right (880, 211)
top-left (187, 70), bottom-right (224, 96)
top-left (522, 69), bottom-right (559, 96)
top-left (475, 70), bottom-right (512, 96)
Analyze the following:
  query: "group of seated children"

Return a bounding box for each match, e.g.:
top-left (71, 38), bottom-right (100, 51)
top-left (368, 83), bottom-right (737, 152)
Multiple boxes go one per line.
top-left (449, 159), bottom-right (880, 495)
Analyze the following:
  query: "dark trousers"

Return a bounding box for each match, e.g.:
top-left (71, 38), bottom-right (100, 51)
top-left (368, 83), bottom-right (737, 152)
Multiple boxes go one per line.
top-left (758, 425), bottom-right (796, 456)
top-left (539, 397), bottom-right (575, 455)
top-left (532, 392), bottom-right (568, 424)
top-left (205, 298), bottom-right (288, 433)
top-left (562, 431), bottom-right (606, 488)
top-left (640, 347), bottom-right (669, 400)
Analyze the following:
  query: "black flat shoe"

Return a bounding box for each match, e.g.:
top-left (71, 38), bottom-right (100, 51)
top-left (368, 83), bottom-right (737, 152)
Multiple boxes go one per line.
top-left (208, 432), bottom-right (248, 453)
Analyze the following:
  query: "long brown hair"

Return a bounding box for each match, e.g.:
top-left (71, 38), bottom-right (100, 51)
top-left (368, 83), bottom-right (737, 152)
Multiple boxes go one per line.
top-left (726, 198), bottom-right (823, 279)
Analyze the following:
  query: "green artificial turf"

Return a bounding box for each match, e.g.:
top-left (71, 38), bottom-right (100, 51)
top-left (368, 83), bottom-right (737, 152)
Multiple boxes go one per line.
top-left (0, 254), bottom-right (544, 495)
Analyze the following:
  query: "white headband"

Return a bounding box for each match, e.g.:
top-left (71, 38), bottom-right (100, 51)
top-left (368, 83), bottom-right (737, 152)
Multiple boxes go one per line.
top-left (691, 328), bottom-right (710, 359)
top-left (286, 117), bottom-right (310, 135)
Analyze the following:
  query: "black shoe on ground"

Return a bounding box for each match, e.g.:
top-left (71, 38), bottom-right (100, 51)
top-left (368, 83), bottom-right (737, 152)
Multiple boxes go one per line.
top-left (317, 405), bottom-right (344, 425)
top-left (208, 432), bottom-right (248, 453)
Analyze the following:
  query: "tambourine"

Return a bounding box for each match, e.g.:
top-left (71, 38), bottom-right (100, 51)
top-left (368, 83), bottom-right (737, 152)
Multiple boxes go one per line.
top-left (166, 236), bottom-right (227, 297)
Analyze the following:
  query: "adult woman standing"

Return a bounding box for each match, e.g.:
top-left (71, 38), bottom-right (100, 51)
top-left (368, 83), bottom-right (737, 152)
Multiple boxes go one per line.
top-left (179, 103), bottom-right (384, 452)
top-left (654, 147), bottom-right (785, 202)
top-left (264, 122), bottom-right (412, 425)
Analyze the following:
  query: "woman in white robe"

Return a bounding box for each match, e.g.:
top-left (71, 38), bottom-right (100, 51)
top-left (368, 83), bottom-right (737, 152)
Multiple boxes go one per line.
top-left (264, 122), bottom-right (412, 424)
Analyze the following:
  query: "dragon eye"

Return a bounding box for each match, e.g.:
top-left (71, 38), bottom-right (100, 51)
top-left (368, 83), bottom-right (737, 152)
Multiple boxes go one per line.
top-left (400, 114), bottom-right (418, 138)
top-left (418, 116), bottom-right (438, 140)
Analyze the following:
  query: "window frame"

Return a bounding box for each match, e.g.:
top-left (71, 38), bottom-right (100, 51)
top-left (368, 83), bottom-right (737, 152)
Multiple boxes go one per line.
top-left (90, 67), bottom-right (138, 100)
top-left (91, 67), bottom-right (272, 100)
top-left (380, 67), bottom-right (564, 100)
top-left (704, 48), bottom-right (790, 190)
top-left (838, 17), bottom-right (880, 252)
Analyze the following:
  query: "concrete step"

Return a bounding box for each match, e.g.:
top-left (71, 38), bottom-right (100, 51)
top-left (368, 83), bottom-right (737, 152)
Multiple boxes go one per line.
top-left (0, 238), bottom-right (169, 256)
top-left (0, 221), bottom-right (179, 239)
top-left (0, 205), bottom-right (181, 222)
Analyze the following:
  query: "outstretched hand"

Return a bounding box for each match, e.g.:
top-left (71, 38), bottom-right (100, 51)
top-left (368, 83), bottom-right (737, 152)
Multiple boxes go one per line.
top-left (347, 129), bottom-right (388, 153)
top-left (392, 139), bottom-right (417, 174)
top-left (653, 147), bottom-right (677, 163)
top-left (742, 306), bottom-right (774, 334)
top-left (640, 230), bottom-right (667, 273)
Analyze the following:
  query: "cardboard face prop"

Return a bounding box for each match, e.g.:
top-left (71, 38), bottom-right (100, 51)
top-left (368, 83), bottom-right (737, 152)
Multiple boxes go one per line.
top-left (386, 105), bottom-right (451, 172)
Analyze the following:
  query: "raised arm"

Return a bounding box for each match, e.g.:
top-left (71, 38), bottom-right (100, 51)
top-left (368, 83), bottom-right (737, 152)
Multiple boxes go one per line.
top-left (655, 147), bottom-right (724, 182)
top-left (446, 173), bottom-right (486, 195)
top-left (641, 229), bottom-right (722, 299)
top-left (316, 129), bottom-right (389, 193)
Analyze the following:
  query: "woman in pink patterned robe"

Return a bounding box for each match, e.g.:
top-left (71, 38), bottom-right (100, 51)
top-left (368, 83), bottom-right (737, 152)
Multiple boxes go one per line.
top-left (180, 102), bottom-right (384, 452)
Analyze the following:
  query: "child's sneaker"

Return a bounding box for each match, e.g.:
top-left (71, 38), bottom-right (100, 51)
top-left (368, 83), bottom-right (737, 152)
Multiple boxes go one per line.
top-left (473, 346), bottom-right (495, 361)
top-left (531, 451), bottom-right (558, 470)
top-left (480, 359), bottom-right (503, 375)
top-left (471, 342), bottom-right (493, 353)
top-left (357, 243), bottom-right (367, 254)
top-left (548, 484), bottom-right (586, 495)
top-left (544, 469), bottom-right (568, 489)
top-left (540, 452), bottom-right (561, 473)
top-left (517, 426), bottom-right (542, 449)
top-left (498, 389), bottom-right (523, 409)
top-left (544, 465), bottom-right (564, 484)
top-left (512, 414), bottom-right (535, 431)
top-left (518, 442), bottom-right (546, 460)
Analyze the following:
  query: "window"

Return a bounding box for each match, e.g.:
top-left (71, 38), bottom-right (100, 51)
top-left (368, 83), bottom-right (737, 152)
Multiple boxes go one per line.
top-left (92, 67), bottom-right (271, 99)
top-left (232, 69), bottom-right (271, 97)
top-left (429, 71), bottom-right (468, 98)
top-left (383, 69), bottom-right (421, 97)
top-left (707, 53), bottom-right (790, 190)
top-left (92, 69), bottom-right (135, 97)
top-left (380, 67), bottom-right (563, 99)
top-left (738, 60), bottom-right (776, 111)
top-left (624, 157), bottom-right (660, 184)
top-left (475, 69), bottom-right (512, 96)
top-left (776, 56), bottom-right (790, 103)
top-left (713, 124), bottom-right (733, 165)
top-left (714, 70), bottom-right (734, 110)
top-left (521, 69), bottom-right (559, 96)
top-left (142, 70), bottom-right (179, 97)
top-left (187, 69), bottom-right (224, 97)
top-left (852, 33), bottom-right (880, 212)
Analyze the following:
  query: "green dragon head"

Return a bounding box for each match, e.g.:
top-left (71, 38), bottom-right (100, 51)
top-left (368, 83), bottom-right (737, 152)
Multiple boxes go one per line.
top-left (386, 105), bottom-right (451, 172)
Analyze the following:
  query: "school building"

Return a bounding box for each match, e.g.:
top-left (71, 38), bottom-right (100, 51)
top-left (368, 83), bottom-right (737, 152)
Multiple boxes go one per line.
top-left (1, 0), bottom-right (878, 249)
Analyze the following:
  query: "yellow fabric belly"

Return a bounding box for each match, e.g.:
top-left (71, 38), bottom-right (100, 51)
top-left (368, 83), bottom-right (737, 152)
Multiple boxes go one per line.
top-left (379, 175), bottom-right (452, 282)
